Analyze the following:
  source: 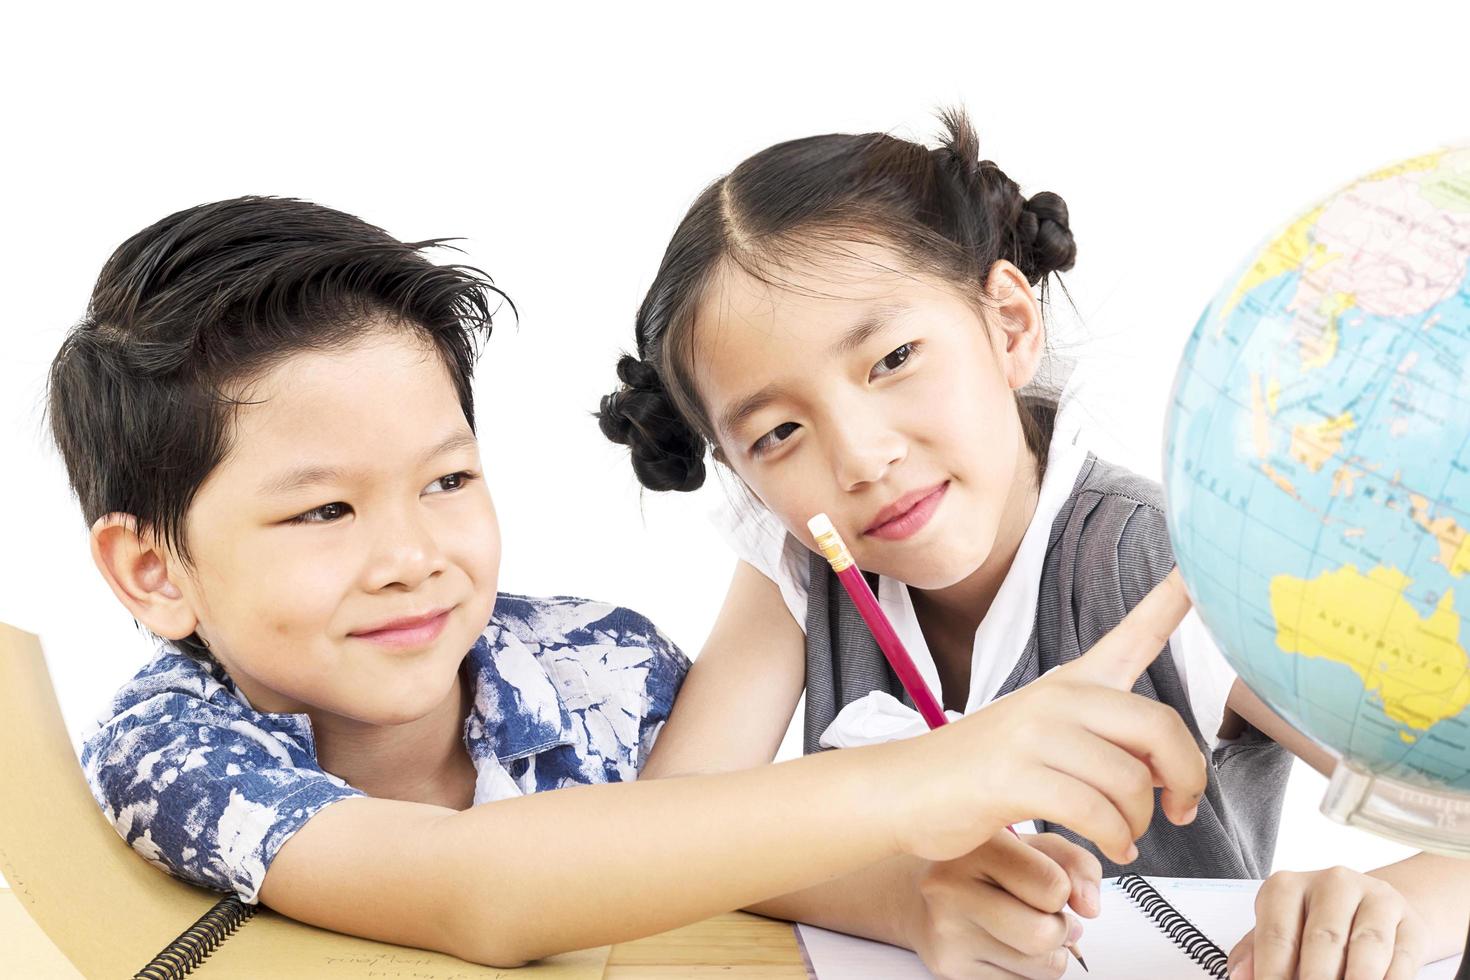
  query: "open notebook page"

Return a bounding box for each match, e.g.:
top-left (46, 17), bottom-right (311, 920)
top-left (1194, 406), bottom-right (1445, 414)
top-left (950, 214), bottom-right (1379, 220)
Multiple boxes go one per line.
top-left (797, 876), bottom-right (1461, 979)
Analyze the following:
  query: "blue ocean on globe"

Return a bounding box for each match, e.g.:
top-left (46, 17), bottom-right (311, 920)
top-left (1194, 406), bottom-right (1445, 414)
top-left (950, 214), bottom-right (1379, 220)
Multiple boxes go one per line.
top-left (1164, 148), bottom-right (1470, 793)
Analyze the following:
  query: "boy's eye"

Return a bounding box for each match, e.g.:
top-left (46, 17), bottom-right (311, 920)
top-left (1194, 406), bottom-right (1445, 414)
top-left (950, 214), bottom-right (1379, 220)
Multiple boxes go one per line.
top-left (289, 502), bottom-right (352, 525)
top-left (751, 422), bottom-right (800, 457)
top-left (424, 470), bottom-right (477, 494)
top-left (280, 470), bottom-right (476, 525)
top-left (870, 342), bottom-right (917, 380)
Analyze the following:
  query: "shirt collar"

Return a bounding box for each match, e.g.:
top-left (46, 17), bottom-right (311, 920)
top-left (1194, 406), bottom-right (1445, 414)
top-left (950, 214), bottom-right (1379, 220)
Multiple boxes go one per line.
top-left (461, 622), bottom-right (577, 766)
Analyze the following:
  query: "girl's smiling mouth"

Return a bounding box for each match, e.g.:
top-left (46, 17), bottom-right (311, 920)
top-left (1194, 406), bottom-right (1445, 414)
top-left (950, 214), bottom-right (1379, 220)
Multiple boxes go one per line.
top-left (862, 481), bottom-right (949, 541)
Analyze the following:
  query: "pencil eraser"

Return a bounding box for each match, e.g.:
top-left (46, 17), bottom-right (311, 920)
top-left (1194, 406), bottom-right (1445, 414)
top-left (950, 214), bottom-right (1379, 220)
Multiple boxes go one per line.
top-left (807, 513), bottom-right (834, 538)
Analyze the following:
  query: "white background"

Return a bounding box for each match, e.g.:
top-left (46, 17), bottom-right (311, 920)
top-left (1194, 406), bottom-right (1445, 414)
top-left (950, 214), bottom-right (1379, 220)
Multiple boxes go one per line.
top-left (4, 1), bottom-right (1468, 884)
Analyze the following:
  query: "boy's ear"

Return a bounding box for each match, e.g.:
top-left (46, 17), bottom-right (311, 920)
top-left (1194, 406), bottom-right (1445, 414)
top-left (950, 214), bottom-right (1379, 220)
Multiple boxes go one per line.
top-left (981, 259), bottom-right (1045, 390)
top-left (89, 514), bottom-right (200, 642)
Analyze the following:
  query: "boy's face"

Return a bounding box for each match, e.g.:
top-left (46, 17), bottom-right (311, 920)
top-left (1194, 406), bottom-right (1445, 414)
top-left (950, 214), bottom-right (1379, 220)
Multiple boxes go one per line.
top-left (162, 326), bottom-right (499, 727)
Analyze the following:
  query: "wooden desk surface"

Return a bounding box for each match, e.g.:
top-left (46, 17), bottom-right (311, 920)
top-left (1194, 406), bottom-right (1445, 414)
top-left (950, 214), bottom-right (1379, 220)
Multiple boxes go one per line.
top-left (0, 888), bottom-right (809, 979)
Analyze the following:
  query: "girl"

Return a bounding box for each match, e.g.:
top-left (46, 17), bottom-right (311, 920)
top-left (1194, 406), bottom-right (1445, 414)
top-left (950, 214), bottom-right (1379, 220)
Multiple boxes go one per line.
top-left (599, 113), bottom-right (1470, 979)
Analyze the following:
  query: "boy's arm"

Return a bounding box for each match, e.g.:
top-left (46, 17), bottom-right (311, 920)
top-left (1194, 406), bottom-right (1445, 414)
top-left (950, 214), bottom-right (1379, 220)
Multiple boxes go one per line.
top-left (260, 748), bottom-right (901, 967)
top-left (642, 563), bottom-right (927, 941)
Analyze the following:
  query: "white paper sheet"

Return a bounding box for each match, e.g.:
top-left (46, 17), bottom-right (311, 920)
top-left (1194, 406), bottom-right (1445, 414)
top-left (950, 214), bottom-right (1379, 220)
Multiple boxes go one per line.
top-left (796, 876), bottom-right (1462, 979)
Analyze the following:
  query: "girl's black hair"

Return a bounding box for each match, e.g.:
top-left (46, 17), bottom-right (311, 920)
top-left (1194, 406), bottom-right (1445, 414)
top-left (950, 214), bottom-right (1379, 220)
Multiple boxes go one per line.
top-left (47, 196), bottom-right (507, 655)
top-left (599, 109), bottom-right (1076, 493)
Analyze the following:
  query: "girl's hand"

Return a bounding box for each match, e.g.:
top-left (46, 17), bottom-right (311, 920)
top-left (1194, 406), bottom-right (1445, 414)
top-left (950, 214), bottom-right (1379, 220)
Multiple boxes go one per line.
top-left (904, 832), bottom-right (1100, 980)
top-left (883, 570), bottom-right (1208, 865)
top-left (1226, 868), bottom-right (1429, 980)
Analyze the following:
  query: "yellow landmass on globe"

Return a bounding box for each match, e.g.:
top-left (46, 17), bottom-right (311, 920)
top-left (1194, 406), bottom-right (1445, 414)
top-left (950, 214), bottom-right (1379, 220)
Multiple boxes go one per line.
top-left (1250, 373), bottom-right (1275, 459)
top-left (1260, 463), bottom-right (1300, 499)
top-left (1296, 291), bottom-right (1355, 371)
top-left (1271, 565), bottom-right (1470, 737)
top-left (1409, 495), bottom-right (1470, 579)
top-left (1364, 149), bottom-right (1446, 183)
top-left (1289, 412), bottom-right (1355, 473)
top-left (1217, 206), bottom-right (1335, 327)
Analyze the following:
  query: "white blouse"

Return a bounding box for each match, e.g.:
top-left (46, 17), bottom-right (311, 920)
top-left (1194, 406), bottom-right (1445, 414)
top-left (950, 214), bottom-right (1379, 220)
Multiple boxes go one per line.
top-left (710, 384), bottom-right (1238, 754)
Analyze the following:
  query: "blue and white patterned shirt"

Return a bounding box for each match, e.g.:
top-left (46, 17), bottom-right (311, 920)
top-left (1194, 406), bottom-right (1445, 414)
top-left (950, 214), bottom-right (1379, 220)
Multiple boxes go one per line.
top-left (80, 593), bottom-right (689, 903)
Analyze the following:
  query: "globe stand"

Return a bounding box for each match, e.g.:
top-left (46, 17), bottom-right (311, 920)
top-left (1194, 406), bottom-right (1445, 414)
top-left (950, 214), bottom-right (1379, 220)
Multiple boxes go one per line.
top-left (1320, 760), bottom-right (1470, 976)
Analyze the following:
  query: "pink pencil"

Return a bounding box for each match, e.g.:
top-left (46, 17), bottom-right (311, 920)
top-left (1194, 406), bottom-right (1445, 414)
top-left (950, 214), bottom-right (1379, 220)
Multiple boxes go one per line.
top-left (808, 513), bottom-right (948, 729)
top-left (807, 512), bottom-right (1089, 972)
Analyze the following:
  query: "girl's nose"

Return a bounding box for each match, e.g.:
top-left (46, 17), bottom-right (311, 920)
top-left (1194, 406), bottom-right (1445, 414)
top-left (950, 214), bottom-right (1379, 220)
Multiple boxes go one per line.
top-left (828, 417), bottom-right (906, 493)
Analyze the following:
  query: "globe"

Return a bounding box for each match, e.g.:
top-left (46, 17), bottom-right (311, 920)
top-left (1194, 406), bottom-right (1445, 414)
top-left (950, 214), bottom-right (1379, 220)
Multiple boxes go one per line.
top-left (1163, 146), bottom-right (1470, 861)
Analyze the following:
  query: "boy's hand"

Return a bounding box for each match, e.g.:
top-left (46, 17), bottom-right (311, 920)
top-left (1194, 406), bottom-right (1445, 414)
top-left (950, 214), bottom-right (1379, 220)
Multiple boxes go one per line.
top-left (904, 833), bottom-right (1100, 980)
top-left (1226, 867), bottom-right (1428, 980)
top-left (884, 569), bottom-right (1207, 865)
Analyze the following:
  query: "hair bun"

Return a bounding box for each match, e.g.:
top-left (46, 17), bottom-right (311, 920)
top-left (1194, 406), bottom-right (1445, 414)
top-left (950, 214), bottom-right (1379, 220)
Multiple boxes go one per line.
top-left (1018, 191), bottom-right (1076, 283)
top-left (597, 353), bottom-right (707, 492)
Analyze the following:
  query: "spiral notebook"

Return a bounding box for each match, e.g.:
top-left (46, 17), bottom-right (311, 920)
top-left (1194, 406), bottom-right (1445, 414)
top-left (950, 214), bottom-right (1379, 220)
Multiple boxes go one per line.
top-left (0, 623), bottom-right (609, 979)
top-left (797, 874), bottom-right (1462, 979)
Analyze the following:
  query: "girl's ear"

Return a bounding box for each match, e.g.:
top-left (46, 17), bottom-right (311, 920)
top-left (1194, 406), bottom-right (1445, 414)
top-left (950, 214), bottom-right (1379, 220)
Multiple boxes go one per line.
top-left (89, 514), bottom-right (201, 642)
top-left (981, 260), bottom-right (1045, 390)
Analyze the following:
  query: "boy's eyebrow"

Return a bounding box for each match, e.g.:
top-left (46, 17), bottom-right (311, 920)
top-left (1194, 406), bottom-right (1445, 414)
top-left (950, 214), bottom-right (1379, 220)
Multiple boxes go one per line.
top-left (257, 430), bottom-right (478, 497)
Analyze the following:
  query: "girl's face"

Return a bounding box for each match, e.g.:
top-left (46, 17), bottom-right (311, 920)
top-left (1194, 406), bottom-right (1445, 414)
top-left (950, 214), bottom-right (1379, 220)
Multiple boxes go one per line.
top-left (693, 242), bottom-right (1044, 590)
top-left (160, 327), bottom-right (501, 729)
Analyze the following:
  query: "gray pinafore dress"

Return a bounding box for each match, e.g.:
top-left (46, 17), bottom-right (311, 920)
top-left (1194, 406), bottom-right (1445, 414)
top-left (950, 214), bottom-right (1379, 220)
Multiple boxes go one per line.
top-left (802, 455), bottom-right (1292, 878)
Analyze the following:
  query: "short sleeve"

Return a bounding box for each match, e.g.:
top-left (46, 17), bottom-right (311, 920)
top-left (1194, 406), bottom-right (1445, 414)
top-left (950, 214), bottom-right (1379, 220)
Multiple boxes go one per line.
top-left (708, 493), bottom-right (811, 630)
top-left (82, 691), bottom-right (363, 903)
top-left (559, 603), bottom-right (691, 770)
top-left (625, 615), bottom-right (692, 768)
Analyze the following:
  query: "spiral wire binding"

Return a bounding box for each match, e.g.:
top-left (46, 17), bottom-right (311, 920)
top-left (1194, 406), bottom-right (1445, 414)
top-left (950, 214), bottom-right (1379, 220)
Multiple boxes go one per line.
top-left (1117, 873), bottom-right (1230, 979)
top-left (132, 895), bottom-right (258, 980)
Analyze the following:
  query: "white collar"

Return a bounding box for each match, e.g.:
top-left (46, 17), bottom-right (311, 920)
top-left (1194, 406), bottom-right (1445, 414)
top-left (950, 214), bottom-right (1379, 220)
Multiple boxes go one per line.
top-left (823, 425), bottom-right (1091, 748)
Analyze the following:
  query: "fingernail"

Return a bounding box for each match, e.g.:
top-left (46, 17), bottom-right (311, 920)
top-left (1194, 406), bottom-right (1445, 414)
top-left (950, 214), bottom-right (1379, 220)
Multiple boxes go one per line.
top-left (1182, 802), bottom-right (1199, 824)
top-left (1082, 881), bottom-right (1100, 914)
top-left (1124, 842), bottom-right (1139, 862)
top-left (1066, 916), bottom-right (1084, 944)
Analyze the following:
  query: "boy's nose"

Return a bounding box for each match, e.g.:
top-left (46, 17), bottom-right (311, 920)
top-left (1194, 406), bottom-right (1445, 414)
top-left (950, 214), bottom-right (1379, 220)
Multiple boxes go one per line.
top-left (365, 509), bottom-right (445, 592)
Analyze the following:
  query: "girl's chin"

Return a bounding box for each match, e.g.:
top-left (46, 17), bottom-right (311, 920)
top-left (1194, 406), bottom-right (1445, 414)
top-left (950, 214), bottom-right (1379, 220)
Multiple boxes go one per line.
top-left (876, 556), bottom-right (988, 592)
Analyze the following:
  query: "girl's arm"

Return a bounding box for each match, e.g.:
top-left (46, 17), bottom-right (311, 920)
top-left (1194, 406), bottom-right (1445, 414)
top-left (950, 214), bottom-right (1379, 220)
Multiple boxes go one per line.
top-left (257, 576), bottom-right (1206, 968)
top-left (1225, 681), bottom-right (1470, 975)
top-left (641, 560), bottom-right (805, 777)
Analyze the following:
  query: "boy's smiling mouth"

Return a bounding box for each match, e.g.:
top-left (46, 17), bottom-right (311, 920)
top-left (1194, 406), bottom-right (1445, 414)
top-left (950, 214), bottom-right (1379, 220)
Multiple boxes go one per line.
top-left (862, 481), bottom-right (949, 541)
top-left (349, 606), bottom-right (457, 649)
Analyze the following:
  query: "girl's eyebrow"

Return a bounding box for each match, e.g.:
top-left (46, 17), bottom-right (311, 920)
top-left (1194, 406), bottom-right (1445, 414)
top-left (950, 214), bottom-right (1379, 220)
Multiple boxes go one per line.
top-left (256, 429), bottom-right (478, 497)
top-left (719, 382), bottom-right (792, 441)
top-left (829, 304), bottom-right (908, 356)
top-left (717, 304), bottom-right (911, 439)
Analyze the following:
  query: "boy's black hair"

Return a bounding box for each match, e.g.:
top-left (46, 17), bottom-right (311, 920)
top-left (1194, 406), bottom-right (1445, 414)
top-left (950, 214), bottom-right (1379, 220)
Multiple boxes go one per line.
top-left (47, 196), bottom-right (507, 653)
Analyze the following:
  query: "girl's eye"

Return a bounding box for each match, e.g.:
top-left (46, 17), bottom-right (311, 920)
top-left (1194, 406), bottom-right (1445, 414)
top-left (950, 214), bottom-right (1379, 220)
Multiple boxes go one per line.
top-left (870, 342), bottom-right (917, 380)
top-left (280, 470), bottom-right (476, 525)
top-left (751, 422), bottom-right (800, 457)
